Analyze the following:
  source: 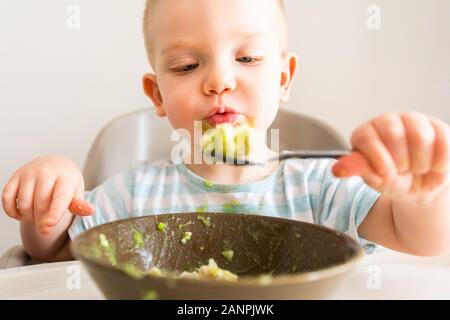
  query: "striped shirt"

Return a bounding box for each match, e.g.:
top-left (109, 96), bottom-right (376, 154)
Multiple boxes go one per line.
top-left (68, 158), bottom-right (381, 253)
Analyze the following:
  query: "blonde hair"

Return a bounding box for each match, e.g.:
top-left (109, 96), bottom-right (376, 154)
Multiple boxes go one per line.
top-left (142, 0), bottom-right (287, 65)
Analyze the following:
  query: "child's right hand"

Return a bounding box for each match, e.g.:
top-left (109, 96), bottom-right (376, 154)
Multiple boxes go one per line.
top-left (1, 156), bottom-right (95, 235)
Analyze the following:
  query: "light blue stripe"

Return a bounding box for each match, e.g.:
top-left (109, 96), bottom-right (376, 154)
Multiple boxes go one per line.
top-left (70, 157), bottom-right (380, 256)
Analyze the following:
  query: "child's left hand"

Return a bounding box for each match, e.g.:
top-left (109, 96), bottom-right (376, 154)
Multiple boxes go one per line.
top-left (332, 112), bottom-right (450, 202)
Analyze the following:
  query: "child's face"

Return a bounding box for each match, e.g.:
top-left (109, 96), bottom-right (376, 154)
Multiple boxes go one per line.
top-left (143, 0), bottom-right (297, 140)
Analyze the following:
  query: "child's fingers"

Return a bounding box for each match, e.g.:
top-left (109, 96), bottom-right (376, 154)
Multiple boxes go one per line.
top-left (33, 178), bottom-right (57, 230)
top-left (350, 122), bottom-right (398, 179)
top-left (422, 171), bottom-right (449, 193)
top-left (429, 117), bottom-right (450, 174)
top-left (332, 152), bottom-right (385, 189)
top-left (1, 175), bottom-right (22, 220)
top-left (371, 114), bottom-right (410, 174)
top-left (401, 112), bottom-right (436, 175)
top-left (17, 177), bottom-right (36, 223)
top-left (69, 197), bottom-right (95, 216)
top-left (68, 183), bottom-right (94, 216)
top-left (40, 183), bottom-right (93, 235)
top-left (43, 178), bottom-right (78, 230)
top-left (332, 152), bottom-right (371, 177)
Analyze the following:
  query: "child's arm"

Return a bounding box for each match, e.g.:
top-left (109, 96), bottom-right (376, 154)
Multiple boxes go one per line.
top-left (2, 156), bottom-right (94, 262)
top-left (333, 112), bottom-right (450, 256)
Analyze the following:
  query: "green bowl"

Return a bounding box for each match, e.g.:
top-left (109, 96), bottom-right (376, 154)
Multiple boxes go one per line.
top-left (70, 212), bottom-right (364, 299)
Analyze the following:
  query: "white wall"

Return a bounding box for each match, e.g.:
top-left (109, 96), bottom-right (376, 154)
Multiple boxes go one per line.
top-left (1, 0), bottom-right (449, 255)
top-left (283, 0), bottom-right (450, 132)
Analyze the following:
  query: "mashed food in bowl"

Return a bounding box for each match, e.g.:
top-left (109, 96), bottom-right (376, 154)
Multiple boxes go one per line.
top-left (148, 258), bottom-right (238, 282)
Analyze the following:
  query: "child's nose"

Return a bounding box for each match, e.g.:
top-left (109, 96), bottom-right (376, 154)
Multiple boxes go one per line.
top-left (202, 64), bottom-right (237, 96)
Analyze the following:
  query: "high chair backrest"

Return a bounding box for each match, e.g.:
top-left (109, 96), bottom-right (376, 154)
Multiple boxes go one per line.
top-left (82, 107), bottom-right (348, 190)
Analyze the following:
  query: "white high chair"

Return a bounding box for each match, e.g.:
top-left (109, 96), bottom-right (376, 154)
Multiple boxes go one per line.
top-left (0, 107), bottom-right (348, 269)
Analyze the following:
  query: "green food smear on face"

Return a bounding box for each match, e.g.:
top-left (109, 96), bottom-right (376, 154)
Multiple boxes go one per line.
top-left (181, 231), bottom-right (192, 245)
top-left (178, 221), bottom-right (193, 229)
top-left (98, 233), bottom-right (117, 266)
top-left (203, 180), bottom-right (214, 188)
top-left (197, 214), bottom-right (211, 227)
top-left (222, 249), bottom-right (234, 262)
top-left (156, 222), bottom-right (167, 232)
top-left (122, 263), bottom-right (144, 279)
top-left (132, 228), bottom-right (145, 249)
top-left (142, 290), bottom-right (158, 300)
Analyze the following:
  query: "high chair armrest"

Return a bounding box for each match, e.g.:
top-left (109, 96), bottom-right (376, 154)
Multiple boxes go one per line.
top-left (0, 245), bottom-right (40, 269)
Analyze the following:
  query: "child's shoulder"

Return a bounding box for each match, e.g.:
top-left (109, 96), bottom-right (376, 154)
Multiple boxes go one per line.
top-left (133, 158), bottom-right (176, 170)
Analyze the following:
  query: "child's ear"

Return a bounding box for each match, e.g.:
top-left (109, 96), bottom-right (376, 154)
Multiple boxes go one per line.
top-left (143, 73), bottom-right (166, 117)
top-left (279, 53), bottom-right (299, 103)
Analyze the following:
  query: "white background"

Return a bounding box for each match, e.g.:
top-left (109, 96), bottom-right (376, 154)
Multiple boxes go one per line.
top-left (1, 0), bottom-right (449, 254)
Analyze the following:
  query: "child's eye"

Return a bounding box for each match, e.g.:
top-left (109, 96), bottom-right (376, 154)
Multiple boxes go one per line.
top-left (236, 56), bottom-right (262, 65)
top-left (173, 63), bottom-right (199, 73)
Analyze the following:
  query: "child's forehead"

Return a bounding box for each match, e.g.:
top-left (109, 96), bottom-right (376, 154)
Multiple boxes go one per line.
top-left (148, 0), bottom-right (281, 17)
top-left (150, 0), bottom-right (283, 47)
top-left (144, 0), bottom-right (286, 64)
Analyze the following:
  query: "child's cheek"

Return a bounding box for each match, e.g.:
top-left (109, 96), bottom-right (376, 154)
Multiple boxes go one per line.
top-left (165, 95), bottom-right (201, 131)
top-left (247, 78), bottom-right (280, 129)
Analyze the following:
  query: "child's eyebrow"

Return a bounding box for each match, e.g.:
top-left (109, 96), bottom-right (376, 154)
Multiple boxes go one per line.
top-left (232, 30), bottom-right (272, 41)
top-left (160, 32), bottom-right (271, 56)
top-left (161, 41), bottom-right (196, 56)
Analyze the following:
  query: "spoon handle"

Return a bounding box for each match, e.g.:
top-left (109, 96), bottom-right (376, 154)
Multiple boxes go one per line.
top-left (276, 150), bottom-right (351, 161)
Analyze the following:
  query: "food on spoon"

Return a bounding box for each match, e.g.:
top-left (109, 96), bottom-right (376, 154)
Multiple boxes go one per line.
top-left (202, 119), bottom-right (256, 162)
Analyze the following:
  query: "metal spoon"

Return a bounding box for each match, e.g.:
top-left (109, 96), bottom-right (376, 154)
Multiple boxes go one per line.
top-left (210, 149), bottom-right (352, 166)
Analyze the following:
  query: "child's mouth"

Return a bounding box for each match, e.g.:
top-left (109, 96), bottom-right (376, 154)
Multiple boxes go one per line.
top-left (204, 106), bottom-right (244, 126)
top-left (205, 112), bottom-right (242, 126)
